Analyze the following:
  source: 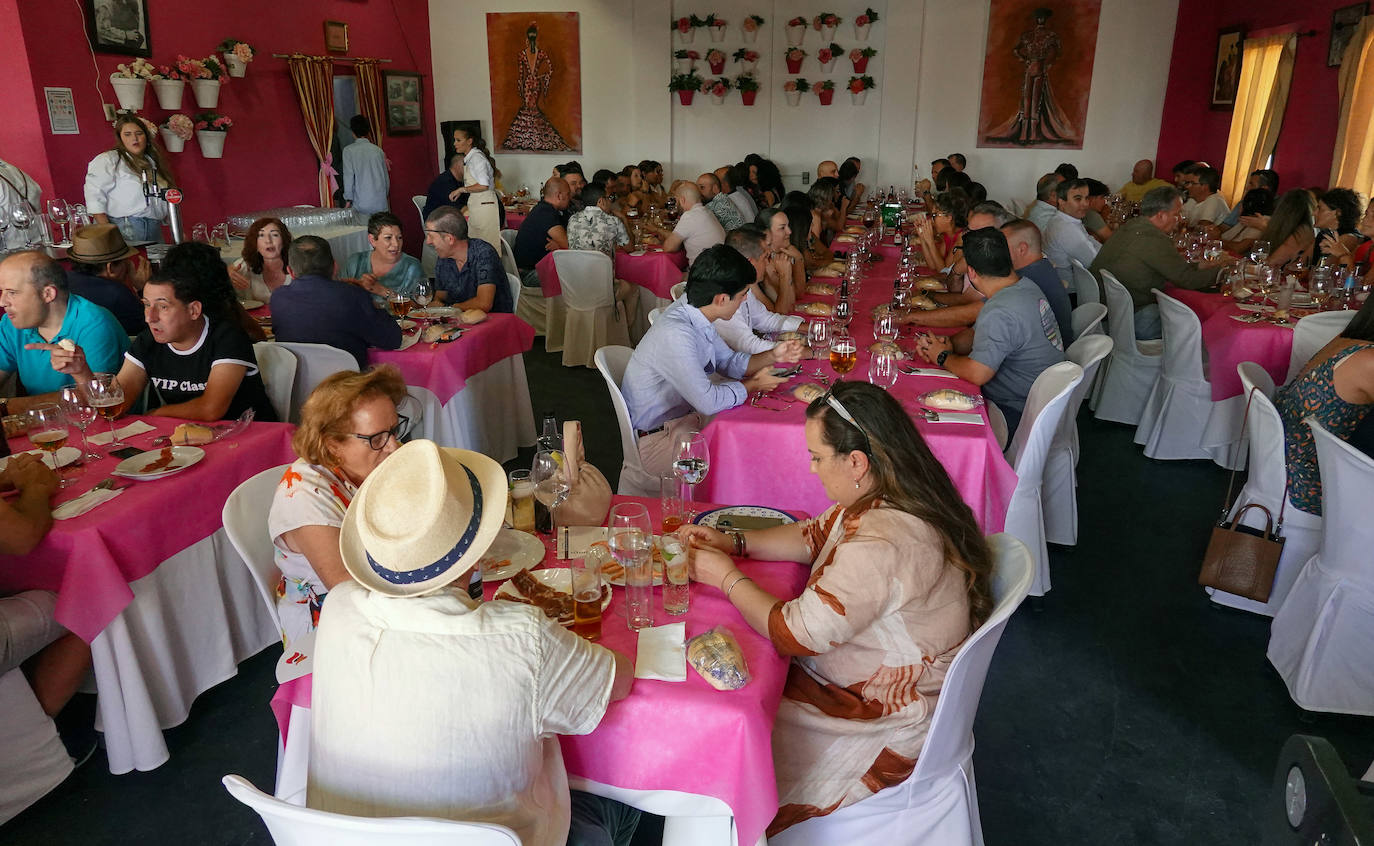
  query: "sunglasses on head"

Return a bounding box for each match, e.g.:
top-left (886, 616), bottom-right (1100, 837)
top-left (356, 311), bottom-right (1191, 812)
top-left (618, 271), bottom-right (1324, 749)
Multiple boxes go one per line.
top-left (820, 388), bottom-right (871, 455)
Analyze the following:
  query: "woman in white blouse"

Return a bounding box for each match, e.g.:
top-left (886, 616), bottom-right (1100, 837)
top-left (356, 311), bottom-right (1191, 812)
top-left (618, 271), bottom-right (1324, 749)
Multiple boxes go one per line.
top-left (452, 127), bottom-right (502, 252)
top-left (83, 115), bottom-right (173, 244)
top-left (228, 217), bottom-right (293, 304)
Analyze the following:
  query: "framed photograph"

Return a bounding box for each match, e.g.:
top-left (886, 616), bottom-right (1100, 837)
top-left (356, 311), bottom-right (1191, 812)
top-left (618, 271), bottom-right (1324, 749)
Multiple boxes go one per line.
top-left (1330, 3), bottom-right (1369, 67)
top-left (384, 71), bottom-right (423, 136)
top-left (85, 0), bottom-right (151, 57)
top-left (44, 88), bottom-right (79, 135)
top-left (1211, 28), bottom-right (1244, 109)
top-left (324, 19), bottom-right (349, 53)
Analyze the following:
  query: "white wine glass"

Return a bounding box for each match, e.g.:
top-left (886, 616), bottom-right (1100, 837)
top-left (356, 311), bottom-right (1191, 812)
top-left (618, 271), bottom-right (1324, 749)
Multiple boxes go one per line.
top-left (673, 431), bottom-right (710, 519)
top-left (530, 449), bottom-right (570, 549)
top-left (60, 386), bottom-right (100, 461)
top-left (12, 206), bottom-right (34, 247)
top-left (868, 351), bottom-right (898, 388)
top-left (808, 318), bottom-right (831, 357)
top-left (85, 374), bottom-right (126, 449)
top-left (47, 199), bottom-right (69, 245)
top-left (26, 403), bottom-right (75, 486)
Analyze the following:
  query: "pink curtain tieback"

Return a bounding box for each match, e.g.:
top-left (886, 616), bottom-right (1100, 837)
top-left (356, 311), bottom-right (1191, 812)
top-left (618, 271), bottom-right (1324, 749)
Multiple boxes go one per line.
top-left (321, 152), bottom-right (339, 193)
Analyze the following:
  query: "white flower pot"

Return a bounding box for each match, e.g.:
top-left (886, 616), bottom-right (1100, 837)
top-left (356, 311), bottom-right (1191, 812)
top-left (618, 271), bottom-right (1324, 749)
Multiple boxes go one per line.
top-left (820, 58), bottom-right (837, 73)
top-left (223, 52), bottom-right (248, 78)
top-left (678, 28), bottom-right (695, 44)
top-left (709, 25), bottom-right (726, 42)
top-left (786, 25), bottom-right (805, 46)
top-left (151, 79), bottom-right (184, 110)
top-left (820, 25), bottom-right (835, 41)
top-left (711, 94), bottom-right (725, 105)
top-left (192, 78), bottom-right (221, 108)
top-left (785, 91), bottom-right (801, 106)
top-left (743, 27), bottom-right (758, 43)
top-left (676, 58), bottom-right (695, 74)
top-left (197, 130), bottom-right (226, 159)
top-left (743, 59), bottom-right (758, 73)
top-left (855, 23), bottom-right (871, 41)
top-left (851, 90), bottom-right (868, 106)
top-left (159, 126), bottom-right (186, 152)
top-left (110, 76), bottom-right (146, 111)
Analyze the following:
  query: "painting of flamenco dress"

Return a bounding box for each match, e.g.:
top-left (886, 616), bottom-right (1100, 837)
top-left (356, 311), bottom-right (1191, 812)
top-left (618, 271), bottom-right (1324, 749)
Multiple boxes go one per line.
top-left (504, 24), bottom-right (574, 152)
top-left (987, 8), bottom-right (1077, 145)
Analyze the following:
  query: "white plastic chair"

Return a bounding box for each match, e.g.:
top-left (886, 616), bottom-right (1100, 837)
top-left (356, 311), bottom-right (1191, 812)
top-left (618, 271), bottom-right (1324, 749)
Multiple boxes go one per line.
top-left (1042, 334), bottom-right (1113, 546)
top-left (222, 775), bottom-right (523, 846)
top-left (1206, 363), bottom-right (1321, 616)
top-left (410, 195), bottom-right (426, 228)
top-left (1003, 362), bottom-right (1084, 597)
top-left (1070, 258), bottom-right (1099, 306)
top-left (515, 260), bottom-right (567, 353)
top-left (670, 280), bottom-right (686, 300)
top-left (222, 464), bottom-right (294, 631)
top-left (554, 250), bottom-right (629, 368)
top-left (499, 228), bottom-right (518, 256)
top-left (0, 667), bottom-right (73, 825)
top-left (1070, 302), bottom-right (1107, 338)
top-left (768, 534), bottom-right (1033, 846)
top-left (1091, 272), bottom-right (1162, 425)
top-left (254, 342), bottom-right (299, 423)
top-left (593, 346), bottom-right (658, 497)
top-left (1267, 419), bottom-right (1374, 716)
top-left (647, 306), bottom-right (666, 326)
top-left (496, 230), bottom-right (519, 278)
top-left (1286, 310), bottom-right (1356, 384)
top-left (505, 272), bottom-right (522, 312)
top-left (1134, 290), bottom-right (1217, 460)
top-left (413, 195), bottom-right (438, 279)
top-left (274, 342), bottom-right (360, 424)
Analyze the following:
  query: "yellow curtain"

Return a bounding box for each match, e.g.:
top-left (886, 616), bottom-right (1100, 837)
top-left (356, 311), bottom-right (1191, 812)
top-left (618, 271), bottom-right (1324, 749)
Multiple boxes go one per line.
top-left (285, 55), bottom-right (337, 207)
top-left (1331, 17), bottom-right (1374, 192)
top-left (1220, 33), bottom-right (1297, 206)
top-left (353, 59), bottom-right (388, 145)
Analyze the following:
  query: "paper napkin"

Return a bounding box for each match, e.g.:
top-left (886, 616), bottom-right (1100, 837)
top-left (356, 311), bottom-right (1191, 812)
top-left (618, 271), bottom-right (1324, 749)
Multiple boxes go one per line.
top-left (925, 411), bottom-right (985, 425)
top-left (635, 622), bottom-right (687, 681)
top-left (53, 486), bottom-right (126, 520)
top-left (89, 421), bottom-right (156, 445)
top-left (557, 526), bottom-right (609, 559)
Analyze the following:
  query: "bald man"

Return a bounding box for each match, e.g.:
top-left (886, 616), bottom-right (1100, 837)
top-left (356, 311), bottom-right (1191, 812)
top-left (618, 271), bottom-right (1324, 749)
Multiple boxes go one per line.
top-left (512, 177), bottom-right (571, 284)
top-left (1118, 159), bottom-right (1171, 205)
top-left (647, 183), bottom-right (725, 265)
top-left (817, 160), bottom-right (839, 179)
top-left (697, 173), bottom-right (747, 231)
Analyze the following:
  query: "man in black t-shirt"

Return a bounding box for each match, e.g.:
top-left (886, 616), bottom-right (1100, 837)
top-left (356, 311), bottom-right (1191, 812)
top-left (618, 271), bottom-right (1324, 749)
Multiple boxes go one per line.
top-left (512, 177), bottom-right (572, 286)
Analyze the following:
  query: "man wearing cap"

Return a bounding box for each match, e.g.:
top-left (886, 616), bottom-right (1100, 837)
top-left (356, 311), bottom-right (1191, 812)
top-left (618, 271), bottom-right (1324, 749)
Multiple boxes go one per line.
top-left (64, 224), bottom-right (148, 335)
top-left (309, 439), bottom-right (639, 846)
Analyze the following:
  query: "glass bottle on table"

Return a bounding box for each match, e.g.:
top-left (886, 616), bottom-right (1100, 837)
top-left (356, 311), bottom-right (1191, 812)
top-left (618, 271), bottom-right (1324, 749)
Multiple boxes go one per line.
top-left (609, 502), bottom-right (654, 630)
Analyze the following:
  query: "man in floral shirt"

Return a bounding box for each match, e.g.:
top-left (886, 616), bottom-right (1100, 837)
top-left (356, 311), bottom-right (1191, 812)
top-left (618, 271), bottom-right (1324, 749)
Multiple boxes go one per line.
top-left (567, 183), bottom-right (640, 325)
top-left (697, 172), bottom-right (747, 232)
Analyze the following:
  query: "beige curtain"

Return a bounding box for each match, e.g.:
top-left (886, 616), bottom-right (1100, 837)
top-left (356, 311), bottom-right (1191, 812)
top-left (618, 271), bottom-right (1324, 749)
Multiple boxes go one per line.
top-left (285, 55), bottom-right (337, 207)
top-left (353, 59), bottom-right (388, 145)
top-left (1331, 17), bottom-right (1374, 192)
top-left (1220, 33), bottom-right (1297, 205)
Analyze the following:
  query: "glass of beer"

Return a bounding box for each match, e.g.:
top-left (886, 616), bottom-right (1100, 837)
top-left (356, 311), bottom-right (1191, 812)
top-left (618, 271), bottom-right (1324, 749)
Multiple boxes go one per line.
top-left (26, 403), bottom-right (74, 486)
top-left (830, 335), bottom-right (857, 377)
top-left (390, 290), bottom-right (413, 317)
top-left (570, 546), bottom-right (606, 641)
top-left (508, 469), bottom-right (536, 534)
top-left (84, 374), bottom-right (125, 449)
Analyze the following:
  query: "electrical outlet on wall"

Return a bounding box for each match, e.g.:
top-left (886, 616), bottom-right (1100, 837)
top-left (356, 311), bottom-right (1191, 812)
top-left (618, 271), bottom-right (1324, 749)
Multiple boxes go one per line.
top-left (801, 171), bottom-right (810, 185)
top-left (103, 104), bottom-right (117, 121)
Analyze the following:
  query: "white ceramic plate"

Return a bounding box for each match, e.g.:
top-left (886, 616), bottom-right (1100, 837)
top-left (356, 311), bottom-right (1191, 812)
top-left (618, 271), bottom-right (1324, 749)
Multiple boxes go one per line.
top-left (0, 446), bottom-right (81, 471)
top-left (240, 299), bottom-right (265, 310)
top-left (397, 319), bottom-right (417, 330)
top-left (600, 538), bottom-right (665, 587)
top-left (480, 529), bottom-right (547, 581)
top-left (112, 446), bottom-right (205, 480)
top-left (494, 567), bottom-right (612, 611)
top-left (693, 505), bottom-right (797, 528)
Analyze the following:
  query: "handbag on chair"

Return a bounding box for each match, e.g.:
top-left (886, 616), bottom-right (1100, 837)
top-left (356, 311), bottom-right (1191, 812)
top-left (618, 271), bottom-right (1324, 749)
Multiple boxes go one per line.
top-left (1197, 387), bottom-right (1286, 602)
top-left (553, 421), bottom-right (612, 526)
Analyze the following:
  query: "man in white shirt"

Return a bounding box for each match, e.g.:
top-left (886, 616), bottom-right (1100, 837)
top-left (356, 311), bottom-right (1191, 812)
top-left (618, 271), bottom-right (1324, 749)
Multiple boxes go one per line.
top-left (1025, 173), bottom-right (1063, 233)
top-left (647, 183), bottom-right (725, 266)
top-left (715, 226), bottom-right (804, 354)
top-left (1042, 178), bottom-right (1101, 285)
top-left (0, 159), bottom-right (41, 252)
top-left (341, 115), bottom-right (389, 215)
top-left (1180, 164), bottom-right (1231, 226)
top-left (721, 164), bottom-right (759, 222)
top-left (309, 439), bottom-right (639, 846)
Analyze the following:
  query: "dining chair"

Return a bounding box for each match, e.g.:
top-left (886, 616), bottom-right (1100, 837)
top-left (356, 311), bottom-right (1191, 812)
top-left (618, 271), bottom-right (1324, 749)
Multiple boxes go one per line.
top-left (766, 534), bottom-right (1033, 846)
top-left (0, 667), bottom-right (73, 825)
top-left (273, 342), bottom-right (359, 424)
top-left (1042, 334), bottom-right (1113, 547)
top-left (221, 775), bottom-right (523, 845)
top-left (670, 280), bottom-right (686, 300)
top-left (554, 250), bottom-right (629, 368)
top-left (1003, 362), bottom-right (1083, 597)
top-left (1267, 418), bottom-right (1374, 716)
top-left (515, 258), bottom-right (567, 353)
top-left (253, 342), bottom-right (298, 423)
top-left (1069, 258), bottom-right (1100, 307)
top-left (1205, 363), bottom-right (1320, 616)
top-left (222, 464), bottom-right (294, 633)
top-left (593, 346), bottom-right (658, 497)
top-left (1134, 290), bottom-right (1218, 461)
top-left (1091, 272), bottom-right (1162, 425)
top-left (1267, 735), bottom-right (1374, 844)
top-left (647, 306), bottom-right (666, 326)
top-left (1070, 302), bottom-right (1107, 339)
top-left (496, 231), bottom-right (519, 278)
top-left (1286, 310), bottom-right (1356, 384)
top-left (410, 195), bottom-right (426, 230)
top-left (505, 272), bottom-right (522, 313)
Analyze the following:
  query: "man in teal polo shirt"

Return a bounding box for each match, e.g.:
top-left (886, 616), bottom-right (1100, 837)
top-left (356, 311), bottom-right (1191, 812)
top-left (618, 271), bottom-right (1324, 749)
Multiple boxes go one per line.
top-left (0, 251), bottom-right (128, 412)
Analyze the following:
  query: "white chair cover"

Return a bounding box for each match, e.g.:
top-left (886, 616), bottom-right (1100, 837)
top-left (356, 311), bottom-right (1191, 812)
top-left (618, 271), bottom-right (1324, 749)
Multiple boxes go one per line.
top-left (0, 667), bottom-right (73, 825)
top-left (1135, 290), bottom-right (1219, 461)
top-left (497, 230), bottom-right (520, 278)
top-left (1042, 334), bottom-right (1113, 546)
top-left (1070, 258), bottom-right (1099, 306)
top-left (1286, 311), bottom-right (1356, 384)
top-left (554, 250), bottom-right (630, 368)
top-left (647, 306), bottom-right (666, 326)
top-left (274, 342), bottom-right (360, 424)
top-left (594, 346), bottom-right (658, 497)
top-left (414, 195), bottom-right (436, 280)
top-left (769, 534), bottom-right (1034, 846)
top-left (1207, 363), bottom-right (1321, 615)
top-left (222, 464), bottom-right (294, 631)
top-left (221, 775), bottom-right (523, 846)
top-left (1004, 362), bottom-right (1083, 597)
top-left (506, 272), bottom-right (522, 313)
top-left (1071, 302), bottom-right (1107, 339)
top-left (1267, 419), bottom-right (1374, 715)
top-left (254, 342), bottom-right (299, 423)
top-left (517, 270), bottom-right (568, 352)
top-left (670, 281), bottom-right (686, 300)
top-left (1091, 272), bottom-right (1162, 425)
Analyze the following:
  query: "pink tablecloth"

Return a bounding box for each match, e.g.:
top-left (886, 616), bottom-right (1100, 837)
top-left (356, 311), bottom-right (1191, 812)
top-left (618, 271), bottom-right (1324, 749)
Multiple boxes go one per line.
top-left (1166, 285), bottom-right (1294, 399)
top-left (0, 417), bottom-right (297, 642)
top-left (503, 210), bottom-right (526, 231)
top-left (367, 314), bottom-right (535, 404)
top-left (272, 496), bottom-right (810, 846)
top-left (698, 241), bottom-right (1018, 532)
top-left (537, 249), bottom-right (688, 300)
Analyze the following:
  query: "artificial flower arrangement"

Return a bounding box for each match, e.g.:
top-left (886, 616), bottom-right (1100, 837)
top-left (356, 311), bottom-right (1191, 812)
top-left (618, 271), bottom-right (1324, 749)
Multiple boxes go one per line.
top-left (199, 55), bottom-right (227, 80)
top-left (733, 48), bottom-right (760, 63)
top-left (707, 48), bottom-right (727, 73)
top-left (668, 71), bottom-right (705, 104)
top-left (194, 112), bottom-right (233, 131)
top-left (674, 49), bottom-right (701, 60)
top-left (855, 8), bottom-right (879, 39)
top-left (787, 16), bottom-right (807, 27)
top-left (704, 13), bottom-right (727, 29)
top-left (672, 14), bottom-right (708, 41)
top-left (735, 72), bottom-right (760, 105)
top-left (784, 78), bottom-right (810, 93)
top-left (815, 78), bottom-right (836, 105)
top-left (848, 75), bottom-right (877, 92)
top-left (707, 77), bottom-right (731, 102)
top-left (813, 12), bottom-right (842, 31)
top-left (817, 42), bottom-right (844, 71)
top-left (163, 113), bottom-right (194, 138)
top-left (743, 14), bottom-right (765, 30)
top-left (216, 39), bottom-right (255, 63)
top-left (114, 58), bottom-right (156, 79)
top-left (850, 46), bottom-right (878, 72)
top-left (785, 46), bottom-right (807, 73)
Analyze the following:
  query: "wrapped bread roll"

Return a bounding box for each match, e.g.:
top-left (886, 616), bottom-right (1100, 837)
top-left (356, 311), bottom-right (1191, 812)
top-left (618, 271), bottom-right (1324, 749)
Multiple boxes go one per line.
top-left (915, 276), bottom-right (946, 291)
top-left (687, 626), bottom-right (751, 691)
top-left (806, 282), bottom-right (837, 295)
top-left (792, 383), bottom-right (825, 403)
top-left (868, 341), bottom-right (906, 360)
top-left (798, 302), bottom-right (834, 317)
top-left (172, 423), bottom-right (214, 445)
top-left (460, 309), bottom-right (488, 325)
top-left (919, 389), bottom-right (983, 411)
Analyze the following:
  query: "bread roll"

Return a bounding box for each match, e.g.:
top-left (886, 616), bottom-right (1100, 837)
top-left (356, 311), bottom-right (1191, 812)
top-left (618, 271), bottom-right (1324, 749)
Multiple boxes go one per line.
top-left (58, 339), bottom-right (77, 352)
top-left (172, 423), bottom-right (214, 445)
top-left (792, 383), bottom-right (825, 403)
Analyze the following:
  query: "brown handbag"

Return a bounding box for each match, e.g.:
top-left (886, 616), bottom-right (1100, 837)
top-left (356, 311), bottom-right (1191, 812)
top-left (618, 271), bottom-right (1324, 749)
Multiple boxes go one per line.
top-left (552, 420), bottom-right (612, 527)
top-left (1197, 387), bottom-right (1287, 602)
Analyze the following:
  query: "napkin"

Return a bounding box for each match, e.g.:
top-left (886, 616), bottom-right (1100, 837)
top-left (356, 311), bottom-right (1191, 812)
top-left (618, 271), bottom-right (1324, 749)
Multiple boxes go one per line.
top-left (635, 622), bottom-right (687, 681)
top-left (925, 411), bottom-right (985, 425)
top-left (89, 421), bottom-right (156, 445)
top-left (557, 525), bottom-right (608, 559)
top-left (275, 630), bottom-right (314, 684)
top-left (903, 367), bottom-right (960, 379)
top-left (395, 331), bottom-right (421, 351)
top-left (53, 486), bottom-right (126, 520)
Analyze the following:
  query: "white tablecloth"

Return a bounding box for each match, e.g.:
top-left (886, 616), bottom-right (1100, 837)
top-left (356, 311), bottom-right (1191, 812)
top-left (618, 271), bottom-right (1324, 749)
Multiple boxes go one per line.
top-left (403, 353), bottom-right (536, 462)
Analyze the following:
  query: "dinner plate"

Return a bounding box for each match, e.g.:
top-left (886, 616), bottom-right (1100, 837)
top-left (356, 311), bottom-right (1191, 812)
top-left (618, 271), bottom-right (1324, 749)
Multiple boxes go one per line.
top-left (410, 307), bottom-right (458, 320)
top-left (240, 299), bottom-right (265, 310)
top-left (480, 528), bottom-right (546, 580)
top-left (397, 319), bottom-right (417, 330)
top-left (600, 539), bottom-right (665, 587)
top-left (628, 250), bottom-right (648, 257)
top-left (694, 505), bottom-right (797, 528)
top-left (494, 567), bottom-right (612, 611)
top-left (0, 446), bottom-right (80, 471)
top-left (112, 446), bottom-right (205, 480)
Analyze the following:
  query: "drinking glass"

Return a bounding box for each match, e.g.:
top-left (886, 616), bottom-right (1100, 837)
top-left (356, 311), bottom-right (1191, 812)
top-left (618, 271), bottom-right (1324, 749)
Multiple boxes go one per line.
top-left (673, 431), bottom-right (710, 519)
top-left (60, 386), bottom-right (100, 461)
top-left (1249, 240), bottom-right (1271, 266)
top-left (868, 351), bottom-right (897, 388)
top-left (211, 222), bottom-right (231, 250)
top-left (530, 450), bottom-right (570, 546)
top-left (876, 310), bottom-right (898, 343)
top-left (1254, 265), bottom-right (1277, 299)
top-left (12, 206), bottom-right (34, 247)
top-left (1309, 271), bottom-right (1332, 309)
top-left (390, 290), bottom-right (413, 318)
top-left (0, 215), bottom-right (9, 252)
top-left (413, 281), bottom-right (433, 310)
top-left (609, 502), bottom-right (654, 630)
top-left (570, 546), bottom-right (606, 641)
top-left (85, 373), bottom-right (126, 448)
top-left (70, 204), bottom-right (92, 230)
top-left (808, 318), bottom-right (831, 357)
top-left (191, 222), bottom-right (209, 243)
top-left (508, 468), bottom-right (536, 534)
top-left (26, 403), bottom-right (74, 486)
top-left (659, 534), bottom-right (690, 616)
top-left (47, 199), bottom-right (69, 244)
top-left (659, 473), bottom-right (684, 533)
top-left (830, 333), bottom-right (858, 377)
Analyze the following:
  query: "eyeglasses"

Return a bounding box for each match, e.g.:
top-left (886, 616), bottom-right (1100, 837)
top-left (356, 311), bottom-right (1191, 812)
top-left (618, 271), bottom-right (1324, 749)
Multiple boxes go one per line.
top-left (820, 389), bottom-right (871, 455)
top-left (933, 211), bottom-right (952, 219)
top-left (350, 415), bottom-right (409, 450)
top-left (423, 228), bottom-right (452, 236)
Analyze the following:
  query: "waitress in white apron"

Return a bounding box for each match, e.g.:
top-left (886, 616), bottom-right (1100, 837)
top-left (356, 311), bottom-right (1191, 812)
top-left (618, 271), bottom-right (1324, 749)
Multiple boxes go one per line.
top-left (452, 127), bottom-right (501, 252)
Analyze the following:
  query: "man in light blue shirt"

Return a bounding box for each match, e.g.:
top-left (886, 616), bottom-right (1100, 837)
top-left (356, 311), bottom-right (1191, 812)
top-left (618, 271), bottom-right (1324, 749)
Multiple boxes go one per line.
top-left (0, 251), bottom-right (129, 411)
top-left (1025, 172), bottom-right (1062, 234)
top-left (342, 115), bottom-right (390, 215)
top-left (621, 245), bottom-right (803, 479)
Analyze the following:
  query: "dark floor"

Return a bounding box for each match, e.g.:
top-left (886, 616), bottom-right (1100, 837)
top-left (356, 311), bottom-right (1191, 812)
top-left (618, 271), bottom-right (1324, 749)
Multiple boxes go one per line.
top-left (4, 341), bottom-right (1371, 845)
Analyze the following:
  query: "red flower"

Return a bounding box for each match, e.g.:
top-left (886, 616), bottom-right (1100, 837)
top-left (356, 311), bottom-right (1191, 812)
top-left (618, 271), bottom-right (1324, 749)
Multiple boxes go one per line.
top-left (856, 14), bottom-right (870, 26)
top-left (676, 17), bottom-right (690, 33)
top-left (818, 49), bottom-right (833, 63)
top-left (849, 79), bottom-right (865, 93)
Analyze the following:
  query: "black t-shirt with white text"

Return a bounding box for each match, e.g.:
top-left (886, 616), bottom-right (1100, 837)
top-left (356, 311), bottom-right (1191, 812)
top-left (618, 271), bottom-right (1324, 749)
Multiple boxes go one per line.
top-left (126, 318), bottom-right (277, 421)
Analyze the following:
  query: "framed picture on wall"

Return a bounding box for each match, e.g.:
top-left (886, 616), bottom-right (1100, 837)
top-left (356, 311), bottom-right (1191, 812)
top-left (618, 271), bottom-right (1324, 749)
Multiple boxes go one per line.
top-left (86, 0), bottom-right (151, 57)
top-left (1211, 28), bottom-right (1243, 109)
top-left (384, 71), bottom-right (424, 136)
top-left (324, 20), bottom-right (349, 53)
top-left (1329, 3), bottom-right (1369, 67)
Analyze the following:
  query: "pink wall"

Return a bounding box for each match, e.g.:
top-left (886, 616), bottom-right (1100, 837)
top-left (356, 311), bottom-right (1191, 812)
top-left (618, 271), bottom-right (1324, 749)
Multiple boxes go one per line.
top-left (1156, 0), bottom-right (1353, 194)
top-left (11, 0), bottom-right (435, 249)
top-left (0, 0), bottom-right (54, 192)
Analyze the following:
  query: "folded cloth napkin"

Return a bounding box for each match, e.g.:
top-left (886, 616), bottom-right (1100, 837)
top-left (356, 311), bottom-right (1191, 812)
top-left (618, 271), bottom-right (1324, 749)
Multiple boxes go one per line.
top-left (53, 486), bottom-right (125, 520)
top-left (925, 411), bottom-right (985, 425)
top-left (905, 367), bottom-right (960, 379)
top-left (89, 421), bottom-right (156, 445)
top-left (635, 621), bottom-right (687, 682)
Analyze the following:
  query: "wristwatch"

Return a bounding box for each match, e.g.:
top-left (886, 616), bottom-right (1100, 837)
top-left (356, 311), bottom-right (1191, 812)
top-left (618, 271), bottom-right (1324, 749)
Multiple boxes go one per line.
top-left (936, 350), bottom-right (950, 367)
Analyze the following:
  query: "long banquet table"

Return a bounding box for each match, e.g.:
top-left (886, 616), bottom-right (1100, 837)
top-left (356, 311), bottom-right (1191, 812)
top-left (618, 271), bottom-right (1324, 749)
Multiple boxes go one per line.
top-left (270, 496), bottom-right (810, 846)
top-left (0, 416), bottom-right (297, 773)
top-left (1164, 285), bottom-right (1295, 400)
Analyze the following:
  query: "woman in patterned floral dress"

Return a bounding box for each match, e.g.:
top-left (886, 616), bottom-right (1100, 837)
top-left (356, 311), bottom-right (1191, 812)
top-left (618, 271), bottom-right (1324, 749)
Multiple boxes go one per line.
top-left (503, 23), bottom-right (573, 152)
top-left (677, 380), bottom-right (995, 837)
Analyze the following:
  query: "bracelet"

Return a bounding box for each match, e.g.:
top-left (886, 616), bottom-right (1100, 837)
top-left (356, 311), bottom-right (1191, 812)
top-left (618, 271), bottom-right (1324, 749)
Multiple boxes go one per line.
top-left (721, 571), bottom-right (743, 593)
top-left (731, 530), bottom-right (746, 557)
top-left (726, 575), bottom-right (753, 601)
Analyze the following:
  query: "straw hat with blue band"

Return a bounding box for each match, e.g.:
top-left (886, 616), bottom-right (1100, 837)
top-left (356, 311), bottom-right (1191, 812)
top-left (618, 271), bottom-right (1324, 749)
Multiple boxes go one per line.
top-left (339, 439), bottom-right (508, 597)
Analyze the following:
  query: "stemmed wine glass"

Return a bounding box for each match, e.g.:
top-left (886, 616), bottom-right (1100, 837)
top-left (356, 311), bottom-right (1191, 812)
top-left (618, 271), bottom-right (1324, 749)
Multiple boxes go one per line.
top-left (868, 351), bottom-right (898, 388)
top-left (530, 449), bottom-right (570, 550)
top-left (673, 431), bottom-right (710, 519)
top-left (876, 309), bottom-right (899, 343)
top-left (46, 199), bottom-right (69, 245)
top-left (12, 206), bottom-right (34, 247)
top-left (26, 403), bottom-right (75, 487)
top-left (413, 280), bottom-right (433, 312)
top-left (808, 318), bottom-right (831, 358)
top-left (85, 374), bottom-right (126, 449)
top-left (60, 386), bottom-right (101, 462)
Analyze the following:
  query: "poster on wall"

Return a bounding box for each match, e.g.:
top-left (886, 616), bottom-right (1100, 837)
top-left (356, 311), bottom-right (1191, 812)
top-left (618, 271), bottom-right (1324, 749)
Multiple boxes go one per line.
top-left (486, 12), bottom-right (582, 154)
top-left (976, 0), bottom-right (1102, 150)
top-left (44, 88), bottom-right (79, 135)
top-left (1211, 29), bottom-right (1243, 108)
top-left (384, 71), bottom-right (423, 135)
